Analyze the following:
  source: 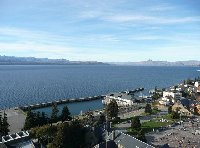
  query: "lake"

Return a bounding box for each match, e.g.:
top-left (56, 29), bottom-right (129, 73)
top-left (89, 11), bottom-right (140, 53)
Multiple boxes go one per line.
top-left (0, 65), bottom-right (199, 114)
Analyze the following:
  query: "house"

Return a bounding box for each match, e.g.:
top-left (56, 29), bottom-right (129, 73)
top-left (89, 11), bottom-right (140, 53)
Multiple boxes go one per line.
top-left (196, 93), bottom-right (200, 101)
top-left (194, 81), bottom-right (200, 88)
top-left (158, 91), bottom-right (181, 106)
top-left (177, 98), bottom-right (193, 109)
top-left (94, 131), bottom-right (154, 148)
top-left (163, 91), bottom-right (182, 99)
top-left (172, 102), bottom-right (192, 116)
top-left (193, 100), bottom-right (200, 115)
top-left (197, 86), bottom-right (200, 93)
top-left (0, 131), bottom-right (35, 148)
top-left (102, 92), bottom-right (136, 106)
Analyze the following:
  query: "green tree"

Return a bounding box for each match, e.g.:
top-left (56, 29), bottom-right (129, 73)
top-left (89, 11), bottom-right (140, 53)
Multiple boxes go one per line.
top-left (171, 108), bottom-right (180, 119)
top-left (31, 125), bottom-right (57, 146)
top-left (2, 111), bottom-right (9, 135)
top-left (48, 120), bottom-right (86, 148)
top-left (168, 106), bottom-right (173, 114)
top-left (98, 114), bottom-right (106, 124)
top-left (152, 93), bottom-right (161, 101)
top-left (41, 112), bottom-right (49, 125)
top-left (131, 116), bottom-right (141, 130)
top-left (24, 109), bottom-right (35, 130)
top-left (51, 102), bottom-right (59, 123)
top-left (137, 129), bottom-right (146, 142)
top-left (145, 104), bottom-right (152, 114)
top-left (0, 111), bottom-right (3, 134)
top-left (60, 106), bottom-right (71, 122)
top-left (105, 100), bottom-right (119, 120)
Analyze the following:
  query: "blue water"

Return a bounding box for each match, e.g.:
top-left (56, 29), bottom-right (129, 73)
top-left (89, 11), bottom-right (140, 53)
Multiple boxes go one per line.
top-left (0, 65), bottom-right (199, 114)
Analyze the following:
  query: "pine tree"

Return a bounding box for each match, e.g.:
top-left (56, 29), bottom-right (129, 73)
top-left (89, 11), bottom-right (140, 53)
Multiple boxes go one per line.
top-left (60, 106), bottom-right (71, 122)
top-left (168, 106), bottom-right (173, 114)
top-left (0, 111), bottom-right (3, 134)
top-left (2, 111), bottom-right (9, 135)
top-left (137, 129), bottom-right (146, 142)
top-left (51, 102), bottom-right (59, 123)
top-left (131, 116), bottom-right (141, 130)
top-left (105, 99), bottom-right (119, 120)
top-left (41, 112), bottom-right (49, 125)
top-left (24, 109), bottom-right (35, 130)
top-left (145, 103), bottom-right (152, 114)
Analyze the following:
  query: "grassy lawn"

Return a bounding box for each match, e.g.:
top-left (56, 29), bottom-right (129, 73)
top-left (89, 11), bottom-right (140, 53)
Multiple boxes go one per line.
top-left (127, 114), bottom-right (175, 134)
top-left (141, 119), bottom-right (173, 133)
top-left (142, 114), bottom-right (174, 133)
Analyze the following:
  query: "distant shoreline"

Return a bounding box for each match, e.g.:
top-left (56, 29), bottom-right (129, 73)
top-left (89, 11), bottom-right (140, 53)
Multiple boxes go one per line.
top-left (0, 62), bottom-right (109, 65)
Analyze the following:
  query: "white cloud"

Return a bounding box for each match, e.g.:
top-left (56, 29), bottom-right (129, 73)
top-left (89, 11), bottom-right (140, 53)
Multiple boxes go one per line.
top-left (149, 5), bottom-right (175, 11)
top-left (104, 15), bottom-right (200, 24)
top-left (0, 27), bottom-right (71, 44)
top-left (0, 42), bottom-right (72, 53)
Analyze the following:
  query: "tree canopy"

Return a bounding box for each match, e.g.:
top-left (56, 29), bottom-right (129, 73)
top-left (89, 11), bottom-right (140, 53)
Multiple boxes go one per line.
top-left (60, 105), bottom-right (71, 122)
top-left (145, 103), bottom-right (152, 114)
top-left (47, 120), bottom-right (97, 148)
top-left (24, 109), bottom-right (49, 130)
top-left (51, 102), bottom-right (59, 123)
top-left (105, 99), bottom-right (119, 120)
top-left (131, 116), bottom-right (141, 130)
top-left (0, 111), bottom-right (10, 135)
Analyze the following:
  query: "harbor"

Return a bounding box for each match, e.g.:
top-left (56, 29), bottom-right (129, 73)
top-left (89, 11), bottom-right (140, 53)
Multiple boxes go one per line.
top-left (19, 87), bottom-right (144, 112)
top-left (19, 95), bottom-right (105, 111)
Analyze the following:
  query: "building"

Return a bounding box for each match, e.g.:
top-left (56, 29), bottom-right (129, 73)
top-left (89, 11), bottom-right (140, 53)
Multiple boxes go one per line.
top-left (94, 131), bottom-right (154, 148)
top-left (194, 81), bottom-right (200, 88)
top-left (197, 86), bottom-right (200, 93)
top-left (102, 92), bottom-right (135, 106)
top-left (0, 131), bottom-right (35, 148)
top-left (196, 93), bottom-right (200, 101)
top-left (163, 91), bottom-right (182, 99)
top-left (159, 97), bottom-right (173, 106)
top-left (172, 102), bottom-right (192, 116)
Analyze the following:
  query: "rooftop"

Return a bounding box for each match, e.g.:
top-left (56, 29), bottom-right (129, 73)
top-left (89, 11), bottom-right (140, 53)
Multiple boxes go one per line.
top-left (108, 131), bottom-right (154, 148)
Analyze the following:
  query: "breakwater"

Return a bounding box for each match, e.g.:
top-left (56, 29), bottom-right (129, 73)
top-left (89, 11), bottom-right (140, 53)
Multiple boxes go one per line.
top-left (19, 87), bottom-right (144, 112)
top-left (19, 95), bottom-right (105, 111)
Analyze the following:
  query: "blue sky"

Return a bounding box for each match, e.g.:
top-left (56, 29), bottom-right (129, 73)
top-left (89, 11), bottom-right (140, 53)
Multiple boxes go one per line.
top-left (0, 0), bottom-right (200, 62)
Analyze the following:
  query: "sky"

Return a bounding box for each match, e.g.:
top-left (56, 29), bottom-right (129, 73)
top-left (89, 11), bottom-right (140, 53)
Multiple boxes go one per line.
top-left (0, 0), bottom-right (200, 62)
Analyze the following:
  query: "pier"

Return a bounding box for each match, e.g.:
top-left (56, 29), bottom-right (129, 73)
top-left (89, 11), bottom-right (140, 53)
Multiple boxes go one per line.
top-left (19, 87), bottom-right (144, 111)
top-left (19, 95), bottom-right (105, 111)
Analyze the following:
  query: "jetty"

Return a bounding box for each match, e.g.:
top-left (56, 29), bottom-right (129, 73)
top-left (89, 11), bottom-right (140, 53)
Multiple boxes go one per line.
top-left (19, 95), bottom-right (105, 111)
top-left (19, 87), bottom-right (144, 111)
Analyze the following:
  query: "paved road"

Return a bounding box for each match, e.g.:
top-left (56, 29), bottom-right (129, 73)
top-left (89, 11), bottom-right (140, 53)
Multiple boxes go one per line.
top-left (0, 108), bottom-right (26, 134)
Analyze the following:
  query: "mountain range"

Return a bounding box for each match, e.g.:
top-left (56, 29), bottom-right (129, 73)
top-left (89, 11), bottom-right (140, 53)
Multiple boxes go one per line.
top-left (109, 59), bottom-right (200, 66)
top-left (0, 55), bottom-right (199, 66)
top-left (0, 55), bottom-right (106, 65)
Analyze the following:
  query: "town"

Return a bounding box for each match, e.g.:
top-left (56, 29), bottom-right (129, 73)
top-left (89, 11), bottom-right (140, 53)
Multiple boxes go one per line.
top-left (0, 77), bottom-right (200, 148)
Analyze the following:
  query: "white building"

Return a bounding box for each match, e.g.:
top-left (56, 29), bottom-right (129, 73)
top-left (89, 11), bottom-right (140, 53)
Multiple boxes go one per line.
top-left (195, 81), bottom-right (200, 88)
top-left (159, 97), bottom-right (171, 106)
top-left (102, 92), bottom-right (135, 106)
top-left (0, 131), bottom-right (35, 148)
top-left (163, 91), bottom-right (182, 99)
top-left (159, 91), bottom-right (182, 106)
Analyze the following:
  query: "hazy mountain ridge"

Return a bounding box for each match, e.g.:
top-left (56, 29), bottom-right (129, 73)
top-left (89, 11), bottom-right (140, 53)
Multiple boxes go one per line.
top-left (109, 60), bottom-right (200, 66)
top-left (0, 55), bottom-right (106, 65)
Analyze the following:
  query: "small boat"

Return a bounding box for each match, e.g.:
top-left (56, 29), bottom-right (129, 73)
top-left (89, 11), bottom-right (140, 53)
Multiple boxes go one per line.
top-left (197, 70), bottom-right (200, 72)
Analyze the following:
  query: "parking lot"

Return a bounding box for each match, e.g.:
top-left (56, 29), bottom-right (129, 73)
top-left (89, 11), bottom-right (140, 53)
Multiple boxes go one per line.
top-left (0, 108), bottom-right (26, 134)
top-left (146, 116), bottom-right (200, 147)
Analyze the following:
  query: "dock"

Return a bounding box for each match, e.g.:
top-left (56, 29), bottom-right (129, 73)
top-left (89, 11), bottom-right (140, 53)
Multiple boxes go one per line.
top-left (19, 95), bottom-right (105, 111)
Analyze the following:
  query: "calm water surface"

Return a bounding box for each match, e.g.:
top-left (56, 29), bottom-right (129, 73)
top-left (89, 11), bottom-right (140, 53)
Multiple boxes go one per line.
top-left (0, 65), bottom-right (199, 114)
